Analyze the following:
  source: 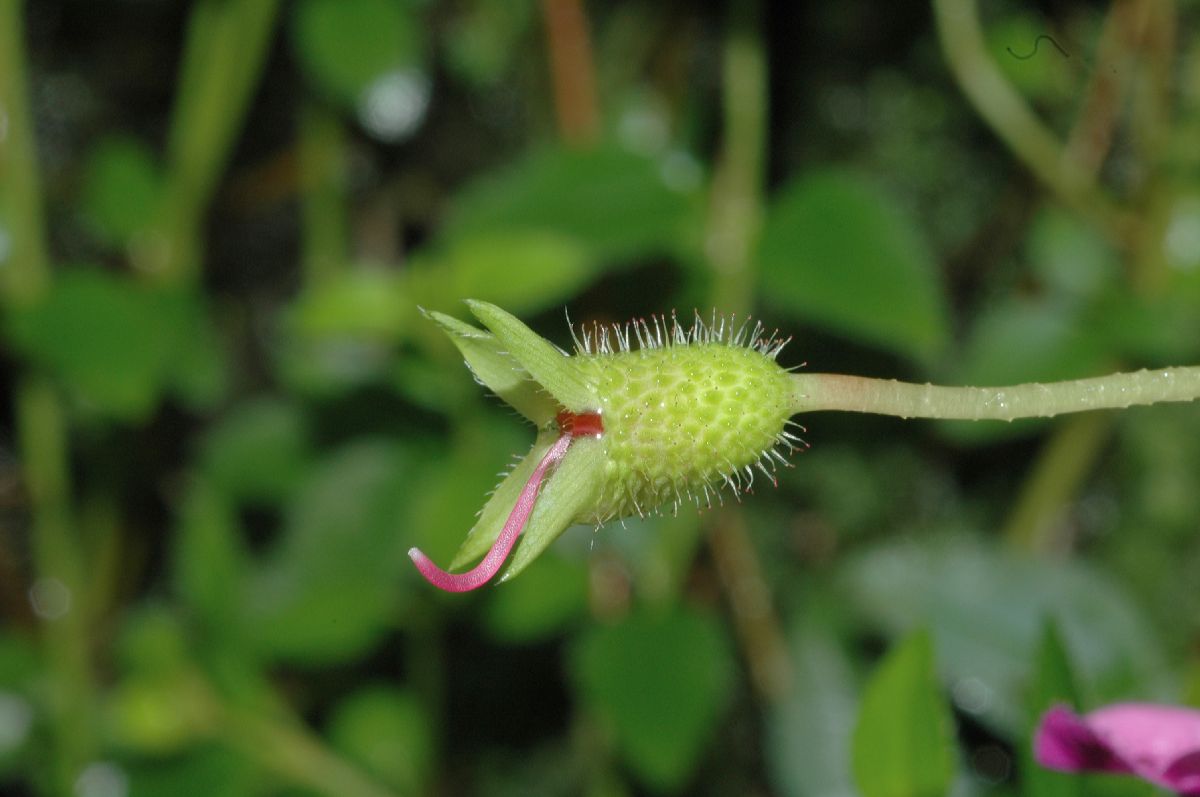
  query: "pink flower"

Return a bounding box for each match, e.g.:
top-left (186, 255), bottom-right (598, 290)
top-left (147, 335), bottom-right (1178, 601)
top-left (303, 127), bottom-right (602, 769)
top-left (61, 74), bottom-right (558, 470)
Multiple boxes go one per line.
top-left (1034, 703), bottom-right (1200, 795)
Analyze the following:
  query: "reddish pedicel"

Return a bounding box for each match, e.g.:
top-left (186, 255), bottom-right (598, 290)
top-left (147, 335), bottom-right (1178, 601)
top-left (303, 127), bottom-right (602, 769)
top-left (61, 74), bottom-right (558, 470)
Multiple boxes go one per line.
top-left (408, 411), bottom-right (603, 592)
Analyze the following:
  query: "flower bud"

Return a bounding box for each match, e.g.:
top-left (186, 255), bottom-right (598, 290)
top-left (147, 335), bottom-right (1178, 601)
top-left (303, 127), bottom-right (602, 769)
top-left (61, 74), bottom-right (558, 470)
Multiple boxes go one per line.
top-left (410, 303), bottom-right (802, 590)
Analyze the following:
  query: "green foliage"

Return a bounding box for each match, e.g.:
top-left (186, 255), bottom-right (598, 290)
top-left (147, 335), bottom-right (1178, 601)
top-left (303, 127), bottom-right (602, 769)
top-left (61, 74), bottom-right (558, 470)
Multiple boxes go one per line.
top-left (569, 609), bottom-right (734, 791)
top-left (7, 269), bottom-right (225, 418)
top-left (172, 478), bottom-right (250, 632)
top-left (851, 630), bottom-right (957, 797)
top-left (845, 538), bottom-right (1172, 734)
top-left (246, 441), bottom-right (416, 663)
top-left (482, 556), bottom-right (589, 643)
top-left (442, 0), bottom-right (533, 87)
top-left (328, 685), bottom-right (434, 793)
top-left (758, 170), bottom-right (949, 362)
top-left (1023, 621), bottom-right (1082, 797)
top-left (444, 145), bottom-right (702, 261)
top-left (199, 398), bottom-right (313, 504)
top-left (766, 623), bottom-right (858, 797)
top-left (81, 136), bottom-right (162, 246)
top-left (292, 0), bottom-right (424, 107)
top-left (408, 230), bottom-right (597, 315)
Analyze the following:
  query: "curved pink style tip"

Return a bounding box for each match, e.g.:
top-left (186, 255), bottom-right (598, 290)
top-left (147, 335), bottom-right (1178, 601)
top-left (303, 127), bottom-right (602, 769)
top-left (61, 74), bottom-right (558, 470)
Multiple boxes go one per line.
top-left (409, 433), bottom-right (574, 592)
top-left (1034, 703), bottom-right (1200, 795)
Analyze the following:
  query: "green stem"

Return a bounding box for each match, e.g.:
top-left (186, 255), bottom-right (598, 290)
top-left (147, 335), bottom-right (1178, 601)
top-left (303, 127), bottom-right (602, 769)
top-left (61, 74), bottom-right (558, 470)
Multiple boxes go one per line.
top-left (2, 5), bottom-right (95, 789)
top-left (149, 0), bottom-right (281, 284)
top-left (706, 0), bottom-right (767, 316)
top-left (790, 367), bottom-right (1200, 420)
top-left (299, 101), bottom-right (349, 288)
top-left (16, 377), bottom-right (94, 793)
top-left (931, 0), bottom-right (1135, 245)
top-left (1000, 412), bottom-right (1113, 551)
top-left (221, 701), bottom-right (400, 797)
top-left (220, 700), bottom-right (398, 797)
top-left (0, 0), bottom-right (50, 303)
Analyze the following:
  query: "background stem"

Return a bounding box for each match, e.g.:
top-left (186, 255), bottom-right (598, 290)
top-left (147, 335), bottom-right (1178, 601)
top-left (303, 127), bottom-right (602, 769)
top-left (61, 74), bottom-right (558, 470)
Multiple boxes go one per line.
top-left (705, 0), bottom-right (767, 316)
top-left (0, 0), bottom-right (49, 303)
top-left (541, 0), bottom-right (600, 146)
top-left (149, 0), bottom-right (281, 284)
top-left (1001, 412), bottom-right (1114, 551)
top-left (931, 0), bottom-right (1136, 245)
top-left (16, 378), bottom-right (94, 794)
top-left (300, 100), bottom-right (350, 288)
top-left (1, 4), bottom-right (95, 791)
top-left (221, 701), bottom-right (400, 797)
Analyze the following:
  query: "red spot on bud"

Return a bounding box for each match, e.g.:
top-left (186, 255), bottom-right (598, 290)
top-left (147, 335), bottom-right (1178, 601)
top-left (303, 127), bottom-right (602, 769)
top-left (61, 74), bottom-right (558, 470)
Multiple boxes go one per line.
top-left (556, 409), bottom-right (604, 438)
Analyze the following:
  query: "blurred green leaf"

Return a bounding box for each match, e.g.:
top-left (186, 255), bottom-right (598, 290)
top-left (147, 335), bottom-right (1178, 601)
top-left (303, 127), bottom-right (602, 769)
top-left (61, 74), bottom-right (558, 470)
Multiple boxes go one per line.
top-left (126, 744), bottom-right (256, 797)
top-left (1125, 405), bottom-right (1200, 530)
top-left (289, 268), bottom-right (413, 339)
top-left (277, 339), bottom-right (399, 397)
top-left (1027, 207), bottom-right (1119, 299)
top-left (568, 607), bottom-right (734, 792)
top-left (1028, 620), bottom-right (1079, 720)
top-left (0, 633), bottom-right (39, 689)
top-left (6, 269), bottom-right (224, 419)
top-left (172, 477), bottom-right (250, 632)
top-left (162, 295), bottom-right (230, 410)
top-left (114, 606), bottom-right (190, 678)
top-left (390, 347), bottom-right (468, 411)
top-left (1100, 286), bottom-right (1200, 366)
top-left (246, 440), bottom-right (414, 663)
top-left (0, 634), bottom-right (37, 773)
top-left (292, 0), bottom-right (423, 107)
top-left (443, 0), bottom-right (533, 87)
top-left (81, 135), bottom-right (161, 246)
top-left (327, 684), bottom-right (433, 794)
top-left (483, 555), bottom-right (589, 643)
top-left (107, 609), bottom-right (219, 750)
top-left (851, 629), bottom-right (956, 797)
top-left (757, 170), bottom-right (949, 361)
top-left (767, 623), bottom-right (858, 797)
top-left (7, 269), bottom-right (173, 417)
top-left (106, 671), bottom-right (216, 754)
top-left (951, 297), bottom-right (1104, 387)
top-left (200, 398), bottom-right (312, 504)
top-left (409, 231), bottom-right (596, 318)
top-left (1023, 620), bottom-right (1082, 797)
top-left (444, 144), bottom-right (701, 261)
top-left (843, 537), bottom-right (1173, 735)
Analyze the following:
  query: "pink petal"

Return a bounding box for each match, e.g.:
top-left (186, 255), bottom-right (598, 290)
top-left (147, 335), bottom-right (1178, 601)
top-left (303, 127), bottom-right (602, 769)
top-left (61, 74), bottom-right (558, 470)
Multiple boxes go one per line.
top-left (1164, 751), bottom-right (1200, 795)
top-left (1034, 705), bottom-right (1127, 774)
top-left (1034, 703), bottom-right (1200, 793)
top-left (409, 433), bottom-right (573, 592)
top-left (1088, 703), bottom-right (1200, 790)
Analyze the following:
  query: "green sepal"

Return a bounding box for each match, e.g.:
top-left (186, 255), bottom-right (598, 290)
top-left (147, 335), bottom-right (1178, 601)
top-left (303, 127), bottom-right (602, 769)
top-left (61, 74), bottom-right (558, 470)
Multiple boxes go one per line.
top-left (499, 436), bottom-right (604, 582)
top-left (424, 309), bottom-right (558, 425)
top-left (449, 431), bottom-right (557, 569)
top-left (466, 299), bottom-right (597, 412)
